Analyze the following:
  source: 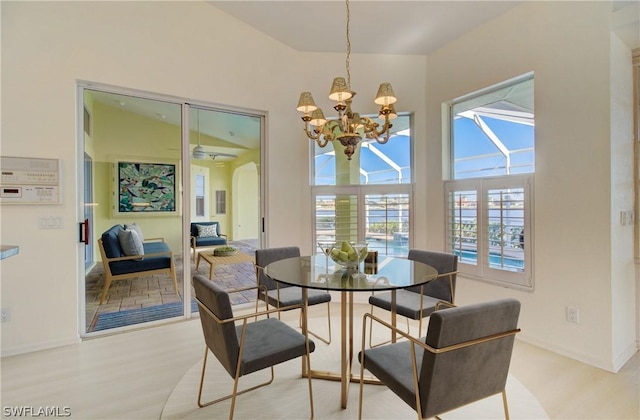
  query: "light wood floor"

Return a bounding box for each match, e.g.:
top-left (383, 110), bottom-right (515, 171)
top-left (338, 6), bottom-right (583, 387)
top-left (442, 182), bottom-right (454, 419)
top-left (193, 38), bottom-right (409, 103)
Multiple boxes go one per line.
top-left (1, 302), bottom-right (638, 419)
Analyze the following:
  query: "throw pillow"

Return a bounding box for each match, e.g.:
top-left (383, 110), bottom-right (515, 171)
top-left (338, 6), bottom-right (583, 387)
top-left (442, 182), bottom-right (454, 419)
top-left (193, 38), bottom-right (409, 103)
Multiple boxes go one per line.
top-left (118, 228), bottom-right (144, 261)
top-left (196, 224), bottom-right (218, 238)
top-left (124, 222), bottom-right (144, 243)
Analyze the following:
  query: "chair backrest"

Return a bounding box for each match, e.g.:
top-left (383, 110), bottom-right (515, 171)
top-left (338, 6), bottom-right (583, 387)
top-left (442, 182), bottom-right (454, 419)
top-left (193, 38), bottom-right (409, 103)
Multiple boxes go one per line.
top-left (407, 249), bottom-right (457, 302)
top-left (193, 274), bottom-right (240, 378)
top-left (101, 225), bottom-right (125, 258)
top-left (418, 298), bottom-right (520, 418)
top-left (255, 246), bottom-right (300, 291)
top-left (190, 221), bottom-right (221, 237)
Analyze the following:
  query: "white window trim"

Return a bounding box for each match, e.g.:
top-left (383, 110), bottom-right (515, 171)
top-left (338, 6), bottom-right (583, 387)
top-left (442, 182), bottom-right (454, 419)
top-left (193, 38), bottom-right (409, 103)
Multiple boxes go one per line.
top-left (445, 174), bottom-right (534, 291)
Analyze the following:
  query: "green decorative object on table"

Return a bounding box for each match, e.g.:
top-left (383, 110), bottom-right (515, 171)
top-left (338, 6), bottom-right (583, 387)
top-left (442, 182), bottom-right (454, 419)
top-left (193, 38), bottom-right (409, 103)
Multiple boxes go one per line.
top-left (213, 246), bottom-right (237, 256)
top-left (329, 240), bottom-right (368, 268)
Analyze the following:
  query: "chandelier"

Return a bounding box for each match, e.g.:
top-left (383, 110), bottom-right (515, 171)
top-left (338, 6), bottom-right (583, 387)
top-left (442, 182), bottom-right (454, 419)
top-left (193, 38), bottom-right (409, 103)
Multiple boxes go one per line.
top-left (296, 0), bottom-right (398, 160)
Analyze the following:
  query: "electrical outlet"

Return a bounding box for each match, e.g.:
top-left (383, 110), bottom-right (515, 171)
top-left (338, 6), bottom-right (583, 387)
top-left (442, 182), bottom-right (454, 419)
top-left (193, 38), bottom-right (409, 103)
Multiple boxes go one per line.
top-left (1, 308), bottom-right (10, 322)
top-left (566, 306), bottom-right (579, 323)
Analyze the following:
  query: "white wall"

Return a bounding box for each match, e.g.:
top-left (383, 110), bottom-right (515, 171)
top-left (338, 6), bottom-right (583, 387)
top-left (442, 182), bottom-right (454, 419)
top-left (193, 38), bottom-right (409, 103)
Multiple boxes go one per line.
top-left (424, 1), bottom-right (636, 372)
top-left (0, 1), bottom-right (427, 355)
top-left (0, 0), bottom-right (307, 355)
top-left (0, 1), bottom-right (636, 372)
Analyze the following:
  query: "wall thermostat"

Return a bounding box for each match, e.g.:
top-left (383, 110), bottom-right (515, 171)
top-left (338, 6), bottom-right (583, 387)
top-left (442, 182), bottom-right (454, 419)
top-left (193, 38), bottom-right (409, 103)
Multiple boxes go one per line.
top-left (0, 156), bottom-right (61, 204)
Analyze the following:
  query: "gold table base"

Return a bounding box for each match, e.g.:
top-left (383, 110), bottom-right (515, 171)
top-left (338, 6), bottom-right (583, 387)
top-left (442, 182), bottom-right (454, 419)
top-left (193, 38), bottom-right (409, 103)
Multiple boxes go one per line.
top-left (301, 290), bottom-right (389, 409)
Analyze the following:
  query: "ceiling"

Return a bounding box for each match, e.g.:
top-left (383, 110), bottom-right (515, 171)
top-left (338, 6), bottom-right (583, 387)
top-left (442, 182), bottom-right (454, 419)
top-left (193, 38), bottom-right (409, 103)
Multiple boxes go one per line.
top-left (209, 1), bottom-right (523, 55)
top-left (89, 2), bottom-right (639, 161)
top-left (210, 0), bottom-right (640, 55)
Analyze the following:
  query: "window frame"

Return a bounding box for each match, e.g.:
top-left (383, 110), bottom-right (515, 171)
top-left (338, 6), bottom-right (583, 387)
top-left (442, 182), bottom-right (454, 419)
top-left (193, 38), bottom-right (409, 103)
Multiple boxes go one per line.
top-left (445, 73), bottom-right (535, 290)
top-left (445, 174), bottom-right (533, 290)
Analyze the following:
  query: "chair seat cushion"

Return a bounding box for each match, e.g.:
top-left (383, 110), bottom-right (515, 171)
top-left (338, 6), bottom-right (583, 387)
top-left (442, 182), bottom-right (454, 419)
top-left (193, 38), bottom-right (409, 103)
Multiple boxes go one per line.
top-left (109, 241), bottom-right (172, 275)
top-left (358, 339), bottom-right (424, 410)
top-left (262, 288), bottom-right (331, 308)
top-left (369, 290), bottom-right (443, 320)
top-left (194, 236), bottom-right (227, 247)
top-left (237, 317), bottom-right (316, 376)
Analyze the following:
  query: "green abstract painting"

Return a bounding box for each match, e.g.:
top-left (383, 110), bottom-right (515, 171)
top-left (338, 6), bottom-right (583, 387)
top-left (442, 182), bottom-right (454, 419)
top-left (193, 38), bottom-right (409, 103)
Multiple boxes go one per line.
top-left (118, 162), bottom-right (176, 212)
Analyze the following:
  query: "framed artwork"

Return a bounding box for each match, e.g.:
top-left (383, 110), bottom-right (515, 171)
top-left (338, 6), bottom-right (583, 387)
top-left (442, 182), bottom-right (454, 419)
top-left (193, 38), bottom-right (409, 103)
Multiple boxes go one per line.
top-left (116, 161), bottom-right (177, 213)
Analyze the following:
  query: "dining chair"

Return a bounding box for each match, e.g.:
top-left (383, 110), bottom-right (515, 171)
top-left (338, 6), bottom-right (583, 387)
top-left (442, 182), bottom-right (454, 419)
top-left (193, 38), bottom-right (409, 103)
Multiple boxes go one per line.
top-left (255, 246), bottom-right (332, 344)
top-left (368, 249), bottom-right (458, 346)
top-left (193, 274), bottom-right (315, 419)
top-left (358, 298), bottom-right (521, 420)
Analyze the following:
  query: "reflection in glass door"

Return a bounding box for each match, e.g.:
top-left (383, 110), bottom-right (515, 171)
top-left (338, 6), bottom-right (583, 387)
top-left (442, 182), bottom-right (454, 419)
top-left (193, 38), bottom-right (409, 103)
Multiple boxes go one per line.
top-left (80, 85), bottom-right (264, 335)
top-left (82, 88), bottom-right (185, 334)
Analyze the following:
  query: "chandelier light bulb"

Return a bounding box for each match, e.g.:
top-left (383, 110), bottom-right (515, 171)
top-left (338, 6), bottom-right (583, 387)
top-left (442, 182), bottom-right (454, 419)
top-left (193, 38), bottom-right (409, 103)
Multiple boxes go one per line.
top-left (329, 77), bottom-right (353, 102)
top-left (309, 108), bottom-right (327, 127)
top-left (297, 92), bottom-right (318, 113)
top-left (374, 83), bottom-right (397, 106)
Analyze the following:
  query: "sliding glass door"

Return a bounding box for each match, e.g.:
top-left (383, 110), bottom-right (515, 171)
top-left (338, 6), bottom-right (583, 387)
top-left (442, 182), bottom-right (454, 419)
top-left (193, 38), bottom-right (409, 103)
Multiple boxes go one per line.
top-left (79, 84), bottom-right (264, 336)
top-left (81, 88), bottom-right (185, 334)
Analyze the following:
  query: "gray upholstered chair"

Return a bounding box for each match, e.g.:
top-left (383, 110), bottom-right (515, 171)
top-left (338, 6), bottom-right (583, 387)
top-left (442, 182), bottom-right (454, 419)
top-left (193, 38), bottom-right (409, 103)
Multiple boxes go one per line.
top-left (368, 249), bottom-right (458, 343)
top-left (193, 274), bottom-right (315, 419)
top-left (358, 298), bottom-right (521, 419)
top-left (255, 246), bottom-right (332, 344)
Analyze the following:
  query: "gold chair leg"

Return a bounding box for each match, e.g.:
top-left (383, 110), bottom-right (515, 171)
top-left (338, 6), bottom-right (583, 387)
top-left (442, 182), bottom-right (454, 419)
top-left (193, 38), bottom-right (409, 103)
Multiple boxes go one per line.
top-left (502, 389), bottom-right (510, 420)
top-left (368, 304), bottom-right (393, 349)
top-left (358, 315), bottom-right (369, 420)
top-left (305, 334), bottom-right (314, 419)
top-left (298, 303), bottom-right (332, 345)
top-left (197, 347), bottom-right (275, 411)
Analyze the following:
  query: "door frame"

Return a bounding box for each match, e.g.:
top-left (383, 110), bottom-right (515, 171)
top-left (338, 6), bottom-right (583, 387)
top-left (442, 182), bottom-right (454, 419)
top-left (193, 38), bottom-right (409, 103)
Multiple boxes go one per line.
top-left (76, 80), bottom-right (266, 337)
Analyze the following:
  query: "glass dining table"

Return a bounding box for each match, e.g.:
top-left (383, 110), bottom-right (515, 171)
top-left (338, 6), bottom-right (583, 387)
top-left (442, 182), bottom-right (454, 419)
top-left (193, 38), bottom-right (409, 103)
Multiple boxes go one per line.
top-left (264, 254), bottom-right (438, 409)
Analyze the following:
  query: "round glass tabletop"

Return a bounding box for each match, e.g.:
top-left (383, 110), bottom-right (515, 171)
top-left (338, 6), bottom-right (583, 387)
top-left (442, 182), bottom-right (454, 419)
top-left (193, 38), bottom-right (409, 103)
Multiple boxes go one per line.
top-left (264, 254), bottom-right (438, 292)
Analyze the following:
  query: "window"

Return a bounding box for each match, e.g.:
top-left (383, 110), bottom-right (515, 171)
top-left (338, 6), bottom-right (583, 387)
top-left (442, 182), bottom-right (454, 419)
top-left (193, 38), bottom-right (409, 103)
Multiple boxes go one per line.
top-left (314, 190), bottom-right (411, 257)
top-left (313, 115), bottom-right (412, 186)
top-left (215, 190), bottom-right (226, 214)
top-left (311, 114), bottom-right (413, 255)
top-left (315, 194), bottom-right (358, 243)
top-left (195, 174), bottom-right (205, 217)
top-left (364, 193), bottom-right (410, 256)
top-left (446, 74), bottom-right (534, 289)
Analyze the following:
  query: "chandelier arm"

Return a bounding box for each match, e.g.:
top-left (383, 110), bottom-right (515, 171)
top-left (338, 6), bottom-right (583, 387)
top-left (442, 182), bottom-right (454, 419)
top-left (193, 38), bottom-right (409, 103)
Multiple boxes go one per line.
top-left (302, 120), bottom-right (325, 142)
top-left (361, 115), bottom-right (393, 144)
top-left (315, 137), bottom-right (330, 148)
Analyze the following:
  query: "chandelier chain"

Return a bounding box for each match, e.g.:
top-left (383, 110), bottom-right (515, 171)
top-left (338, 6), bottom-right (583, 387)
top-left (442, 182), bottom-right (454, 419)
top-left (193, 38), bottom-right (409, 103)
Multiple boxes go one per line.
top-left (296, 0), bottom-right (396, 161)
top-left (345, 0), bottom-right (351, 90)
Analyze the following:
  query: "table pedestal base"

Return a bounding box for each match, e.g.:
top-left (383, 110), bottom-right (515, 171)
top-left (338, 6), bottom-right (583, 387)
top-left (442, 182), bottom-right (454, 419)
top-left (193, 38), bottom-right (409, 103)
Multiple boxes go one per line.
top-left (302, 290), bottom-right (383, 409)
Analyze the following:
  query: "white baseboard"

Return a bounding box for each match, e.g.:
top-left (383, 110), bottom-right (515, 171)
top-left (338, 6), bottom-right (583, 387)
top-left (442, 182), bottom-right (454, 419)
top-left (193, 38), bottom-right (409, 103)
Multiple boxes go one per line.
top-left (1, 336), bottom-right (80, 358)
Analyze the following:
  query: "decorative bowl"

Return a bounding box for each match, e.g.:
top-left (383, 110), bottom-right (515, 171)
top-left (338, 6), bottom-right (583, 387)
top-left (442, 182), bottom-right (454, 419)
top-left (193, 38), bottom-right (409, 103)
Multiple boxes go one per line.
top-left (214, 246), bottom-right (237, 256)
top-left (329, 241), bottom-right (368, 268)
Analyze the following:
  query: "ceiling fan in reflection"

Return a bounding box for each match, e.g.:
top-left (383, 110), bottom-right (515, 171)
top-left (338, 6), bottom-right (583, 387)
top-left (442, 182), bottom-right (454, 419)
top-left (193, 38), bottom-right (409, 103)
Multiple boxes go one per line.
top-left (184, 109), bottom-right (238, 160)
top-left (192, 146), bottom-right (237, 160)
